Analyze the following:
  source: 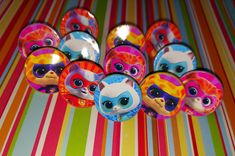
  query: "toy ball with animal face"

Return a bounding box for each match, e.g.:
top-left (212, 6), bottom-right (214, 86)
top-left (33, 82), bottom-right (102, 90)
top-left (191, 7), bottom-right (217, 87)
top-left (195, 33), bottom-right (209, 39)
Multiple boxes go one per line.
top-left (18, 23), bottom-right (60, 58)
top-left (59, 60), bottom-right (105, 107)
top-left (106, 24), bottom-right (146, 53)
top-left (104, 45), bottom-right (147, 83)
top-left (146, 21), bottom-right (182, 51)
top-left (154, 44), bottom-right (197, 77)
top-left (24, 47), bottom-right (70, 93)
top-left (58, 31), bottom-right (100, 62)
top-left (60, 8), bottom-right (98, 38)
top-left (94, 74), bottom-right (142, 122)
top-left (180, 70), bottom-right (223, 116)
top-left (140, 72), bottom-right (186, 119)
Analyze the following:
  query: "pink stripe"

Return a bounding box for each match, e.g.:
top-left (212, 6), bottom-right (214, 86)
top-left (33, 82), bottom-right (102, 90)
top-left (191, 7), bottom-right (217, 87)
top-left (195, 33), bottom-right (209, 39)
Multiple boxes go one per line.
top-left (2, 88), bottom-right (32, 155)
top-left (92, 114), bottom-right (105, 156)
top-left (157, 120), bottom-right (167, 156)
top-left (112, 122), bottom-right (121, 156)
top-left (41, 96), bottom-right (67, 156)
top-left (0, 58), bottom-right (24, 118)
top-left (31, 94), bottom-right (53, 155)
top-left (138, 110), bottom-right (148, 155)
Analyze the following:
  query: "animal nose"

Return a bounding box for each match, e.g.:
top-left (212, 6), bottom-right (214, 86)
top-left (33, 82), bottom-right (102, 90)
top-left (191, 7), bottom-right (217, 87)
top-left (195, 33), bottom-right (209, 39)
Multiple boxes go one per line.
top-left (124, 70), bottom-right (129, 74)
top-left (113, 106), bottom-right (119, 111)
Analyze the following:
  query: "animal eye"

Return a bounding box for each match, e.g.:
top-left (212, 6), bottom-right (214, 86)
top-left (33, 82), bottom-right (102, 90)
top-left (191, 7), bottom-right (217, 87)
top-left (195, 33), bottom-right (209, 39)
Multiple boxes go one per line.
top-left (165, 98), bottom-right (176, 107)
top-left (30, 44), bottom-right (39, 51)
top-left (73, 79), bottom-right (83, 87)
top-left (159, 63), bottom-right (168, 71)
top-left (72, 23), bottom-right (80, 30)
top-left (175, 65), bottom-right (185, 73)
top-left (149, 88), bottom-right (161, 97)
top-left (45, 38), bottom-right (53, 46)
top-left (35, 67), bottom-right (47, 77)
top-left (64, 51), bottom-right (72, 59)
top-left (188, 87), bottom-right (198, 96)
top-left (202, 97), bottom-right (212, 106)
top-left (158, 34), bottom-right (165, 41)
top-left (55, 66), bottom-right (64, 75)
top-left (119, 97), bottom-right (129, 106)
top-left (85, 28), bottom-right (92, 34)
top-left (114, 63), bottom-right (124, 71)
top-left (114, 38), bottom-right (123, 45)
top-left (89, 84), bottom-right (96, 92)
top-left (130, 67), bottom-right (139, 76)
top-left (102, 101), bottom-right (113, 109)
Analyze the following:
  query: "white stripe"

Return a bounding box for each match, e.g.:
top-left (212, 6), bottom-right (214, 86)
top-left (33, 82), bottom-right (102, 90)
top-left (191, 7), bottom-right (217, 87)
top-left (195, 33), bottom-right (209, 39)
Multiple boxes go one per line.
top-left (35, 94), bottom-right (58, 155)
top-left (134, 115), bottom-right (138, 156)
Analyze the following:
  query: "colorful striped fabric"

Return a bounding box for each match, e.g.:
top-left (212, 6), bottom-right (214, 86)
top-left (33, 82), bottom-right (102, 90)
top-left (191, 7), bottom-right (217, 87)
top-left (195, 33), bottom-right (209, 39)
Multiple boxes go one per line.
top-left (0, 0), bottom-right (234, 155)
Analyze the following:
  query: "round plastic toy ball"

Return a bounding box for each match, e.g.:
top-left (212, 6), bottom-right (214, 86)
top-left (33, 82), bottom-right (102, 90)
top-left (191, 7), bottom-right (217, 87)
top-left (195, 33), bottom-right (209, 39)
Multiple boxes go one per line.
top-left (140, 72), bottom-right (186, 119)
top-left (59, 60), bottom-right (105, 107)
top-left (94, 74), bottom-right (142, 122)
top-left (58, 31), bottom-right (100, 62)
top-left (18, 23), bottom-right (60, 58)
top-left (24, 47), bottom-right (70, 93)
top-left (180, 70), bottom-right (223, 116)
top-left (60, 8), bottom-right (98, 38)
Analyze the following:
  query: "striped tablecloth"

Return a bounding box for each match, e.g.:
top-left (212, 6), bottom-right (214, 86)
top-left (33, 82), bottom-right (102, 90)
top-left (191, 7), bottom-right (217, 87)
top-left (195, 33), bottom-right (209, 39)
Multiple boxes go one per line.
top-left (0, 0), bottom-right (234, 155)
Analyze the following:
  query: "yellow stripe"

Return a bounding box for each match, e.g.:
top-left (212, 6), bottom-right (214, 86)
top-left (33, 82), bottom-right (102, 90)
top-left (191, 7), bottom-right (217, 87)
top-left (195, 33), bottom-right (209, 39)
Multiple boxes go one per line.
top-left (200, 0), bottom-right (235, 96)
top-left (121, 117), bottom-right (136, 156)
top-left (0, 0), bottom-right (23, 36)
top-left (192, 117), bottom-right (206, 156)
top-left (159, 1), bottom-right (168, 19)
top-left (126, 0), bottom-right (136, 23)
top-left (55, 105), bottom-right (71, 155)
top-left (176, 113), bottom-right (189, 155)
top-left (0, 54), bottom-right (20, 96)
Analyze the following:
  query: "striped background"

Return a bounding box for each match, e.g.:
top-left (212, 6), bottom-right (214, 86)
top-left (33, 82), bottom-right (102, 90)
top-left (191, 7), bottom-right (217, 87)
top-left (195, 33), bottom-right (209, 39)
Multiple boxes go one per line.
top-left (0, 0), bottom-right (234, 155)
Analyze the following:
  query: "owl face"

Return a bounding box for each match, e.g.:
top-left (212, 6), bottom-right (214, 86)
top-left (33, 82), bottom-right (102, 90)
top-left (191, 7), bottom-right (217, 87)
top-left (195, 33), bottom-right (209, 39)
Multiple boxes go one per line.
top-left (60, 8), bottom-right (98, 38)
top-left (18, 23), bottom-right (60, 58)
top-left (104, 45), bottom-right (146, 83)
top-left (181, 70), bottom-right (223, 116)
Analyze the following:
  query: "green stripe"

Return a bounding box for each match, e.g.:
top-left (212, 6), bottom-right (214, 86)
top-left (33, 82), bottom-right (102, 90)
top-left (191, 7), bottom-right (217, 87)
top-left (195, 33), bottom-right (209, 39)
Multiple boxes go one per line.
top-left (208, 114), bottom-right (226, 156)
top-left (8, 90), bottom-right (35, 155)
top-left (65, 108), bottom-right (91, 156)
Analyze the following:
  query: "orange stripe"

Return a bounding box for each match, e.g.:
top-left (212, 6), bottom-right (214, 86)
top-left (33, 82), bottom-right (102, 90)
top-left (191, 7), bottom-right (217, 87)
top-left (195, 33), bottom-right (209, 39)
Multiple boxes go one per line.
top-left (171, 117), bottom-right (181, 156)
top-left (152, 119), bottom-right (158, 156)
top-left (101, 119), bottom-right (108, 156)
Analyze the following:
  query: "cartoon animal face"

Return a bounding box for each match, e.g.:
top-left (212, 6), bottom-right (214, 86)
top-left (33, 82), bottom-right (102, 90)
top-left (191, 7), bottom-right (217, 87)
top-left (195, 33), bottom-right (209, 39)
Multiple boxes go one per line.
top-left (65, 63), bottom-right (104, 100)
top-left (181, 71), bottom-right (223, 116)
top-left (104, 46), bottom-right (146, 83)
top-left (146, 21), bottom-right (182, 51)
top-left (18, 23), bottom-right (60, 58)
top-left (59, 32), bottom-right (100, 62)
top-left (60, 9), bottom-right (98, 38)
top-left (154, 45), bottom-right (196, 77)
top-left (140, 72), bottom-right (185, 118)
top-left (25, 48), bottom-right (69, 93)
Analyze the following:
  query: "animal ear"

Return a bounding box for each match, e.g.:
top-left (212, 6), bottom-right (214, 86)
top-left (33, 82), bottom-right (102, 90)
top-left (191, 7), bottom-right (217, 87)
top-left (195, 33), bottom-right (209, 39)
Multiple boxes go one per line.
top-left (65, 34), bottom-right (71, 41)
top-left (163, 46), bottom-right (173, 54)
top-left (99, 81), bottom-right (108, 91)
top-left (69, 64), bottom-right (80, 72)
top-left (123, 78), bottom-right (133, 87)
top-left (94, 73), bottom-right (104, 81)
top-left (186, 51), bottom-right (195, 60)
top-left (70, 10), bottom-right (77, 17)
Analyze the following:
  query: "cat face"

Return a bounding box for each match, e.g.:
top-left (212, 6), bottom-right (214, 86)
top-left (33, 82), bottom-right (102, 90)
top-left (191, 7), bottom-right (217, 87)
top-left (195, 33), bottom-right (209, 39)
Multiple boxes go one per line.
top-left (140, 72), bottom-right (185, 119)
top-left (106, 25), bottom-right (146, 52)
top-left (146, 21), bottom-right (182, 51)
top-left (59, 32), bottom-right (100, 62)
top-left (59, 61), bottom-right (104, 107)
top-left (154, 44), bottom-right (196, 77)
top-left (181, 71), bottom-right (223, 116)
top-left (94, 74), bottom-right (142, 121)
top-left (60, 8), bottom-right (98, 38)
top-left (18, 23), bottom-right (60, 58)
top-left (104, 45), bottom-right (146, 83)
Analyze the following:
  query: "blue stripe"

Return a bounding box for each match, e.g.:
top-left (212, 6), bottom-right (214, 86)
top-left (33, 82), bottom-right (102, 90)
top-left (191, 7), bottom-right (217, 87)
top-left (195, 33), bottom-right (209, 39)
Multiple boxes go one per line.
top-left (222, 0), bottom-right (235, 25)
top-left (105, 121), bottom-right (114, 156)
top-left (12, 92), bottom-right (49, 156)
top-left (182, 114), bottom-right (194, 156)
top-left (117, 0), bottom-right (122, 23)
top-left (166, 119), bottom-right (175, 156)
top-left (146, 116), bottom-right (154, 156)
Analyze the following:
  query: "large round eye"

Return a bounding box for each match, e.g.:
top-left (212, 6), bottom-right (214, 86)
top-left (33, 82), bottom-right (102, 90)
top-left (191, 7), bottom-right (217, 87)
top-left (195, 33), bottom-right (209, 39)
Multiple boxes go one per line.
top-left (149, 88), bottom-right (161, 97)
top-left (85, 28), bottom-right (92, 34)
top-left (188, 87), bottom-right (198, 96)
top-left (45, 38), bottom-right (53, 46)
top-left (72, 23), bottom-right (80, 30)
top-left (202, 97), bottom-right (212, 106)
top-left (89, 84), bottom-right (96, 92)
top-left (73, 79), bottom-right (83, 87)
top-left (130, 67), bottom-right (139, 76)
top-left (119, 97), bottom-right (129, 106)
top-left (64, 51), bottom-right (72, 59)
top-left (30, 44), bottom-right (39, 51)
top-left (103, 101), bottom-right (113, 109)
top-left (114, 63), bottom-right (124, 71)
top-left (175, 65), bottom-right (185, 73)
top-left (55, 66), bottom-right (64, 75)
top-left (165, 98), bottom-right (177, 107)
top-left (159, 63), bottom-right (168, 71)
top-left (35, 67), bottom-right (47, 76)
top-left (158, 34), bottom-right (165, 41)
